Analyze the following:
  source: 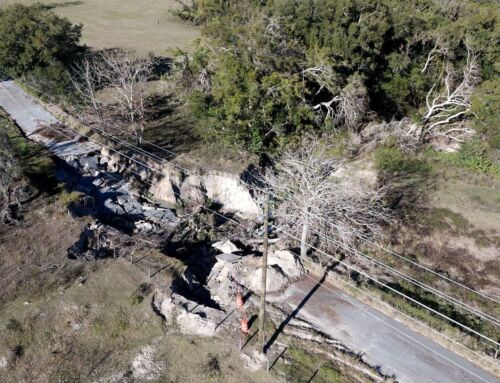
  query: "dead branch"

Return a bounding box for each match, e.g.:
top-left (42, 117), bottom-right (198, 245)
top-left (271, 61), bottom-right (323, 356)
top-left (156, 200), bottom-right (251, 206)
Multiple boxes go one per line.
top-left (73, 51), bottom-right (155, 145)
top-left (304, 65), bottom-right (368, 130)
top-left (421, 43), bottom-right (480, 141)
top-left (261, 140), bottom-right (390, 259)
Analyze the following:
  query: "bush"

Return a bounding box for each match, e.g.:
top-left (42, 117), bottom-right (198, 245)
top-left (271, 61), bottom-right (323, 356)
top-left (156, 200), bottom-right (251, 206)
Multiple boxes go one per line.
top-left (471, 78), bottom-right (500, 149)
top-left (375, 145), bottom-right (430, 178)
top-left (0, 4), bottom-right (82, 75)
top-left (129, 283), bottom-right (152, 305)
top-left (201, 353), bottom-right (221, 377)
top-left (24, 62), bottom-right (77, 106)
top-left (453, 139), bottom-right (500, 176)
top-left (58, 190), bottom-right (83, 206)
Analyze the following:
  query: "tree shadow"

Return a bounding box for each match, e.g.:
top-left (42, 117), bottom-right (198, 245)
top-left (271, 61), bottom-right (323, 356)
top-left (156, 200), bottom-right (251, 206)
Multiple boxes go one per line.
top-left (264, 270), bottom-right (328, 353)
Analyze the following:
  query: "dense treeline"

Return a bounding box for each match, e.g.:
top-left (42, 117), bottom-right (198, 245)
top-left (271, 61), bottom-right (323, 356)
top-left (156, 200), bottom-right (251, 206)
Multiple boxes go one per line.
top-left (176, 0), bottom-right (499, 154)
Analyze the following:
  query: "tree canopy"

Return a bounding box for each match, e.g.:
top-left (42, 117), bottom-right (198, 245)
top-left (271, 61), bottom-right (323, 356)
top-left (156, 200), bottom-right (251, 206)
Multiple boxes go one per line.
top-left (176, 0), bottom-right (499, 154)
top-left (0, 4), bottom-right (83, 76)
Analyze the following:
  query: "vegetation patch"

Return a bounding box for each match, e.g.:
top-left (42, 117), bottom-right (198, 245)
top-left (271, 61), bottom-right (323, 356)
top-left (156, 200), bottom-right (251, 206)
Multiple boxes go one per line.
top-left (1, 110), bottom-right (60, 196)
top-left (277, 345), bottom-right (355, 383)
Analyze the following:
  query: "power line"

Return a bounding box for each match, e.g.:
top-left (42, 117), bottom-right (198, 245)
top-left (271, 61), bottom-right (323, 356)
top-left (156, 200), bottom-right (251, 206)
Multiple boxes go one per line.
top-left (40, 98), bottom-right (498, 346)
top-left (304, 271), bottom-right (497, 366)
top-left (52, 99), bottom-right (498, 326)
top-left (270, 224), bottom-right (499, 347)
top-left (53, 114), bottom-right (498, 376)
top-left (244, 161), bottom-right (500, 306)
top-left (41, 101), bottom-right (499, 347)
top-left (92, 98), bottom-right (500, 307)
top-left (2, 69), bottom-right (499, 346)
top-left (302, 209), bottom-right (500, 306)
top-left (300, 273), bottom-right (496, 383)
top-left (302, 223), bottom-right (500, 327)
top-left (58, 106), bottom-right (500, 325)
top-left (3, 66), bottom-right (497, 307)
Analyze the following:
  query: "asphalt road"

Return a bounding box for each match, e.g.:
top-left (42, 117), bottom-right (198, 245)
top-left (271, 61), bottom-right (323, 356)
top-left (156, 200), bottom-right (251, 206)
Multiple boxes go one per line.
top-left (270, 276), bottom-right (499, 383)
top-left (0, 80), bottom-right (58, 136)
top-left (0, 80), bottom-right (98, 157)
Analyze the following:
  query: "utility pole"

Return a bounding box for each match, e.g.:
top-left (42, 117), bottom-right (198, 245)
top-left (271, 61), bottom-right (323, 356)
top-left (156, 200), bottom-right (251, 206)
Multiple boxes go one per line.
top-left (259, 192), bottom-right (270, 354)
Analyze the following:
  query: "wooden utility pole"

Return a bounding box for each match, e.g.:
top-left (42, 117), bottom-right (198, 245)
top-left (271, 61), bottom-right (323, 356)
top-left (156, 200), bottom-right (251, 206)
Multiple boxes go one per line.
top-left (259, 192), bottom-right (270, 354)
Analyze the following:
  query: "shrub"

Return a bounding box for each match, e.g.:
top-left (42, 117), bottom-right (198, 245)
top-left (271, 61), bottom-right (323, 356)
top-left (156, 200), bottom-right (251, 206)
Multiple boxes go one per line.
top-left (471, 78), bottom-right (500, 150)
top-left (202, 353), bottom-right (221, 377)
top-left (449, 139), bottom-right (500, 176)
top-left (58, 190), bottom-right (83, 206)
top-left (24, 62), bottom-right (77, 106)
top-left (129, 283), bottom-right (152, 305)
top-left (0, 4), bottom-right (82, 75)
top-left (375, 144), bottom-right (430, 179)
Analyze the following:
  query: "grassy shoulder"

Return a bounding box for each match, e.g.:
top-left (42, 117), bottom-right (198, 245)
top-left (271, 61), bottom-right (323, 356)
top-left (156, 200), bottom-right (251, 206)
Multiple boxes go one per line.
top-left (276, 344), bottom-right (359, 383)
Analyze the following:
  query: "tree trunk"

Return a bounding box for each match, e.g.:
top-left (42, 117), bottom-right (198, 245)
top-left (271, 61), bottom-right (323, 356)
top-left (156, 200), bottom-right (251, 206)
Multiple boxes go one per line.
top-left (300, 209), bottom-right (310, 258)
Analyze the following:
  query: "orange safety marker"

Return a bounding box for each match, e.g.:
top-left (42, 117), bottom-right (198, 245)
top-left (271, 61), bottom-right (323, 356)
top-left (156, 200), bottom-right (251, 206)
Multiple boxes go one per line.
top-left (241, 317), bottom-right (249, 334)
top-left (236, 292), bottom-right (244, 309)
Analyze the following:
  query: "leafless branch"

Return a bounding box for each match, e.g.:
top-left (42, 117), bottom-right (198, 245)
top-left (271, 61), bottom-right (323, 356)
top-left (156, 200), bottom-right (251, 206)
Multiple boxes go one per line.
top-left (260, 140), bottom-right (390, 259)
top-left (422, 43), bottom-right (480, 141)
top-left (72, 50), bottom-right (155, 145)
top-left (304, 65), bottom-right (368, 130)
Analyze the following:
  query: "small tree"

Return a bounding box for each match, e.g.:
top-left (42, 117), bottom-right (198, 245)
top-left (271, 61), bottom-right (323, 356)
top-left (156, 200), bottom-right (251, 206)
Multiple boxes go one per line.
top-left (262, 140), bottom-right (389, 258)
top-left (71, 56), bottom-right (105, 126)
top-left (72, 51), bottom-right (155, 145)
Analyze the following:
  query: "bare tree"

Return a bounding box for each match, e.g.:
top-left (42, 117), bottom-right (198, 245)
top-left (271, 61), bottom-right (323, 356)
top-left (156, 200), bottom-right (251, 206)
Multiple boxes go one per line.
top-left (71, 56), bottom-right (105, 126)
top-left (73, 51), bottom-right (155, 145)
top-left (262, 140), bottom-right (390, 259)
top-left (99, 51), bottom-right (155, 146)
top-left (421, 43), bottom-right (480, 141)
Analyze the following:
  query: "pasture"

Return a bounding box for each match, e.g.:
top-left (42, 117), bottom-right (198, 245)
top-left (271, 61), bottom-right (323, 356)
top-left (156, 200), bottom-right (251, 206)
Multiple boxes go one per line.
top-left (2, 0), bottom-right (200, 54)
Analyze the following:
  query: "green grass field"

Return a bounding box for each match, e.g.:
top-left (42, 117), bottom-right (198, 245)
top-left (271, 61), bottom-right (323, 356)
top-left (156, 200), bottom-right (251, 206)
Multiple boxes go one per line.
top-left (2, 0), bottom-right (200, 55)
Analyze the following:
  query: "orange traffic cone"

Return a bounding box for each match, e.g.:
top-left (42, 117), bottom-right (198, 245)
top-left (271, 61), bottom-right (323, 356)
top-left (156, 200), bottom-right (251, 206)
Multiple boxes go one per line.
top-left (241, 317), bottom-right (249, 334)
top-left (236, 292), bottom-right (244, 309)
